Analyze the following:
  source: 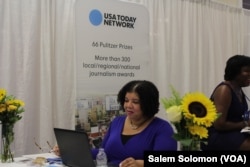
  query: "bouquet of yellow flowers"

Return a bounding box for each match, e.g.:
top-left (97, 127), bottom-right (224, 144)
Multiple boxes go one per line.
top-left (161, 86), bottom-right (218, 151)
top-left (0, 88), bottom-right (25, 162)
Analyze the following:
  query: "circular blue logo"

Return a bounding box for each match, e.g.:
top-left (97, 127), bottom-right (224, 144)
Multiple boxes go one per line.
top-left (89, 9), bottom-right (102, 26)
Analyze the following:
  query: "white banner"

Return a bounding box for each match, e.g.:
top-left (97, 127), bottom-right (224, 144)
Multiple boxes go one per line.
top-left (75, 0), bottom-right (150, 98)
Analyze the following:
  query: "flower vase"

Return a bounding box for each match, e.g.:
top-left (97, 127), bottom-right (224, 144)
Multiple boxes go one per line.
top-left (1, 123), bottom-right (15, 163)
top-left (181, 140), bottom-right (201, 151)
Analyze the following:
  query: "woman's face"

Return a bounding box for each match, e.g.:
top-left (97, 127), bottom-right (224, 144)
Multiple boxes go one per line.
top-left (124, 92), bottom-right (143, 120)
top-left (236, 66), bottom-right (250, 87)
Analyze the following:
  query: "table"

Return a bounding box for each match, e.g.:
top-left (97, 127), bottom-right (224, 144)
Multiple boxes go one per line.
top-left (0, 153), bottom-right (64, 167)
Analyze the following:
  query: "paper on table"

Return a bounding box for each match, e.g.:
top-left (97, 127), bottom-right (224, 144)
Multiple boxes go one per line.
top-left (22, 153), bottom-right (64, 167)
top-left (22, 153), bottom-right (59, 159)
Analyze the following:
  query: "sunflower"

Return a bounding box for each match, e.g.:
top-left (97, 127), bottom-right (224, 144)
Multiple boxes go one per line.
top-left (181, 92), bottom-right (217, 127)
top-left (188, 125), bottom-right (208, 139)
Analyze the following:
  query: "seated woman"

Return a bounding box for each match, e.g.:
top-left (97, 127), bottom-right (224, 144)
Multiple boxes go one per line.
top-left (204, 55), bottom-right (250, 150)
top-left (54, 80), bottom-right (177, 166)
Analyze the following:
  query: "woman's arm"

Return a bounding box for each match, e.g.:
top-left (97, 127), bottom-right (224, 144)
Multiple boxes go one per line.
top-left (213, 85), bottom-right (245, 131)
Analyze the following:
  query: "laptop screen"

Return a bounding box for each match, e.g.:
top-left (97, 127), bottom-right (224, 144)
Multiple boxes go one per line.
top-left (53, 128), bottom-right (96, 167)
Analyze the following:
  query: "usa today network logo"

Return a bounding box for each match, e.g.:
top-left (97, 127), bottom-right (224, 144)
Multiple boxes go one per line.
top-left (89, 9), bottom-right (136, 29)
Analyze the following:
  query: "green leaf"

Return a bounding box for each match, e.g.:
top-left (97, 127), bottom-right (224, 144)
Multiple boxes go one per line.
top-left (161, 98), bottom-right (176, 109)
top-left (169, 85), bottom-right (182, 105)
top-left (161, 85), bottom-right (182, 109)
top-left (179, 138), bottom-right (193, 146)
top-left (172, 133), bottom-right (193, 146)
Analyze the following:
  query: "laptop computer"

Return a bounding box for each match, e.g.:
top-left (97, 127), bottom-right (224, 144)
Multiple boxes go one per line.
top-left (53, 128), bottom-right (96, 167)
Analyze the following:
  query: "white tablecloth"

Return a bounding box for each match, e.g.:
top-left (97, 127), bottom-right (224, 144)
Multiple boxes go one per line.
top-left (0, 153), bottom-right (64, 167)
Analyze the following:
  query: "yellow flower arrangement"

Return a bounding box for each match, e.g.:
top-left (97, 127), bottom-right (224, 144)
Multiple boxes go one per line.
top-left (0, 88), bottom-right (25, 162)
top-left (161, 86), bottom-right (218, 151)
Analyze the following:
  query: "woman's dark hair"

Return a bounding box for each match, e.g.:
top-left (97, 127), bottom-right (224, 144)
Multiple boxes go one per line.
top-left (117, 80), bottom-right (159, 118)
top-left (224, 55), bottom-right (250, 80)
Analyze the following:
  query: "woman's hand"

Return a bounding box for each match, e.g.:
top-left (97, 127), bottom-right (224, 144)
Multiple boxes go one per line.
top-left (119, 157), bottom-right (143, 167)
top-left (52, 145), bottom-right (60, 156)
